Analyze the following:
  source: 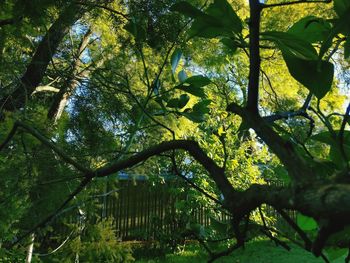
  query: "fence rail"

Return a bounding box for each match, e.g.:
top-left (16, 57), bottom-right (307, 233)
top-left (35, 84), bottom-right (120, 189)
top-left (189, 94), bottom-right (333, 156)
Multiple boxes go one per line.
top-left (94, 179), bottom-right (295, 240)
top-left (99, 179), bottom-right (231, 240)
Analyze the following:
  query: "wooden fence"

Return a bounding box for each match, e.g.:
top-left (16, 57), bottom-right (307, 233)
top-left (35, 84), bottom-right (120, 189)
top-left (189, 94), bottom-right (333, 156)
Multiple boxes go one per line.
top-left (98, 178), bottom-right (231, 240)
top-left (54, 177), bottom-right (296, 241)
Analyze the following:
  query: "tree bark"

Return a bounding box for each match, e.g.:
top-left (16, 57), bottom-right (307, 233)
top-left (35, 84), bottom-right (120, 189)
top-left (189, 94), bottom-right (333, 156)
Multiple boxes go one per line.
top-left (47, 29), bottom-right (92, 122)
top-left (25, 233), bottom-right (35, 263)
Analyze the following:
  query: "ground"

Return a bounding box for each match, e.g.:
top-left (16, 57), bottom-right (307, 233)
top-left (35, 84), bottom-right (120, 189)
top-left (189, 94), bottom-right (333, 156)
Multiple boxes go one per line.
top-left (135, 239), bottom-right (347, 263)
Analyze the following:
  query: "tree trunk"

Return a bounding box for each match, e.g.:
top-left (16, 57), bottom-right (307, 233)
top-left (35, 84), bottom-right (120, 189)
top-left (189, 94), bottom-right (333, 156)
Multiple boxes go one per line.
top-left (47, 29), bottom-right (92, 121)
top-left (1, 2), bottom-right (87, 112)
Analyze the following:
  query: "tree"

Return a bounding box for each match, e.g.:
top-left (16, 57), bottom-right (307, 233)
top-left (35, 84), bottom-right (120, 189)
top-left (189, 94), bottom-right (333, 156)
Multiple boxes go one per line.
top-left (0, 0), bottom-right (350, 262)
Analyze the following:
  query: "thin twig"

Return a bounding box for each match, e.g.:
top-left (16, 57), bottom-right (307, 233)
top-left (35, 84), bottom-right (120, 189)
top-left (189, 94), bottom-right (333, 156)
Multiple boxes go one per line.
top-left (262, 0), bottom-right (331, 9)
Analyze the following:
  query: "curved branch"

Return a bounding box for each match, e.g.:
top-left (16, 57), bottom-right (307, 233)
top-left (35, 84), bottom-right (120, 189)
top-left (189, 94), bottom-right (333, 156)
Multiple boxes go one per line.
top-left (94, 140), bottom-right (234, 199)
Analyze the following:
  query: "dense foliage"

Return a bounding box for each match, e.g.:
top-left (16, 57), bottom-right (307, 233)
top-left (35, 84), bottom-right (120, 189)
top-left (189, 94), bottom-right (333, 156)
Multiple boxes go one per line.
top-left (0, 0), bottom-right (350, 262)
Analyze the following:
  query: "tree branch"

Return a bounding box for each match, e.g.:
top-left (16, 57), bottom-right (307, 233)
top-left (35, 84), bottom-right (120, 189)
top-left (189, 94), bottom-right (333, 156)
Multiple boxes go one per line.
top-left (94, 140), bottom-right (235, 200)
top-left (338, 103), bottom-right (350, 168)
top-left (262, 0), bottom-right (331, 8)
top-left (47, 28), bottom-right (92, 121)
top-left (11, 177), bottom-right (92, 246)
top-left (0, 121), bottom-right (91, 173)
top-left (74, 1), bottom-right (129, 20)
top-left (170, 154), bottom-right (222, 205)
top-left (0, 17), bottom-right (22, 27)
top-left (247, 0), bottom-right (263, 113)
top-left (227, 103), bottom-right (312, 183)
top-left (276, 209), bottom-right (312, 250)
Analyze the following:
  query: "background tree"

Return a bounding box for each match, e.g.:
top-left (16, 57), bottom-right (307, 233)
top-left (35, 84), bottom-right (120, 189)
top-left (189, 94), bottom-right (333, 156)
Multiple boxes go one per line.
top-left (1, 0), bottom-right (350, 262)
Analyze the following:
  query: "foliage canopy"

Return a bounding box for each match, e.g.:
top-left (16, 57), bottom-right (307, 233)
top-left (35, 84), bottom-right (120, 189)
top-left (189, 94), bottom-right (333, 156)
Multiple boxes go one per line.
top-left (1, 0), bottom-right (350, 261)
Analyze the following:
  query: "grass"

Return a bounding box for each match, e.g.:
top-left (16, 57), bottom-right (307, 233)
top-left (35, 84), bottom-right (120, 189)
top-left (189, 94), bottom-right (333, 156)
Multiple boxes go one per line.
top-left (135, 239), bottom-right (348, 263)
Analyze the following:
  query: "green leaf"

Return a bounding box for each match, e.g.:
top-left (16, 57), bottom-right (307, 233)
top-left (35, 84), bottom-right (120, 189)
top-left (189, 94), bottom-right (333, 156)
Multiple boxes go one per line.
top-left (262, 31), bottom-right (318, 60)
top-left (206, 0), bottom-right (242, 34)
top-left (282, 53), bottom-right (334, 99)
top-left (334, 0), bottom-right (350, 17)
top-left (170, 1), bottom-right (204, 18)
top-left (273, 165), bottom-right (291, 184)
top-left (178, 70), bottom-right (188, 82)
top-left (175, 75), bottom-right (210, 97)
top-left (170, 48), bottom-right (182, 75)
top-left (325, 248), bottom-right (347, 261)
top-left (319, 8), bottom-right (350, 60)
top-left (310, 130), bottom-right (350, 144)
top-left (221, 38), bottom-right (238, 53)
top-left (310, 131), bottom-right (350, 168)
top-left (166, 94), bottom-right (190, 109)
top-left (327, 226), bottom-right (350, 247)
top-left (296, 213), bottom-right (318, 231)
top-left (344, 38), bottom-right (350, 59)
top-left (288, 16), bottom-right (331, 44)
top-left (193, 99), bottom-right (211, 114)
top-left (181, 111), bottom-right (206, 123)
top-left (181, 99), bottom-right (211, 122)
top-left (185, 75), bottom-right (211, 87)
top-left (124, 19), bottom-right (146, 43)
top-left (210, 216), bottom-right (230, 234)
top-left (176, 84), bottom-right (206, 97)
top-left (189, 15), bottom-right (231, 38)
top-left (261, 31), bottom-right (333, 97)
top-left (178, 94), bottom-right (190, 108)
top-left (172, 0), bottom-right (242, 39)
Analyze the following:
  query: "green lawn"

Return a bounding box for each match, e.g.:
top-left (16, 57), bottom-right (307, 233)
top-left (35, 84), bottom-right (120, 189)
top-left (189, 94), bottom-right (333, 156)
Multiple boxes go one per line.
top-left (135, 240), bottom-right (347, 263)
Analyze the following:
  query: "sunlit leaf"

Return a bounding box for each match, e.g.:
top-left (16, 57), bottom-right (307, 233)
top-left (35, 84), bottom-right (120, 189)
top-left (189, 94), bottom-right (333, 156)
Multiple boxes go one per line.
top-left (170, 48), bottom-right (182, 75)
